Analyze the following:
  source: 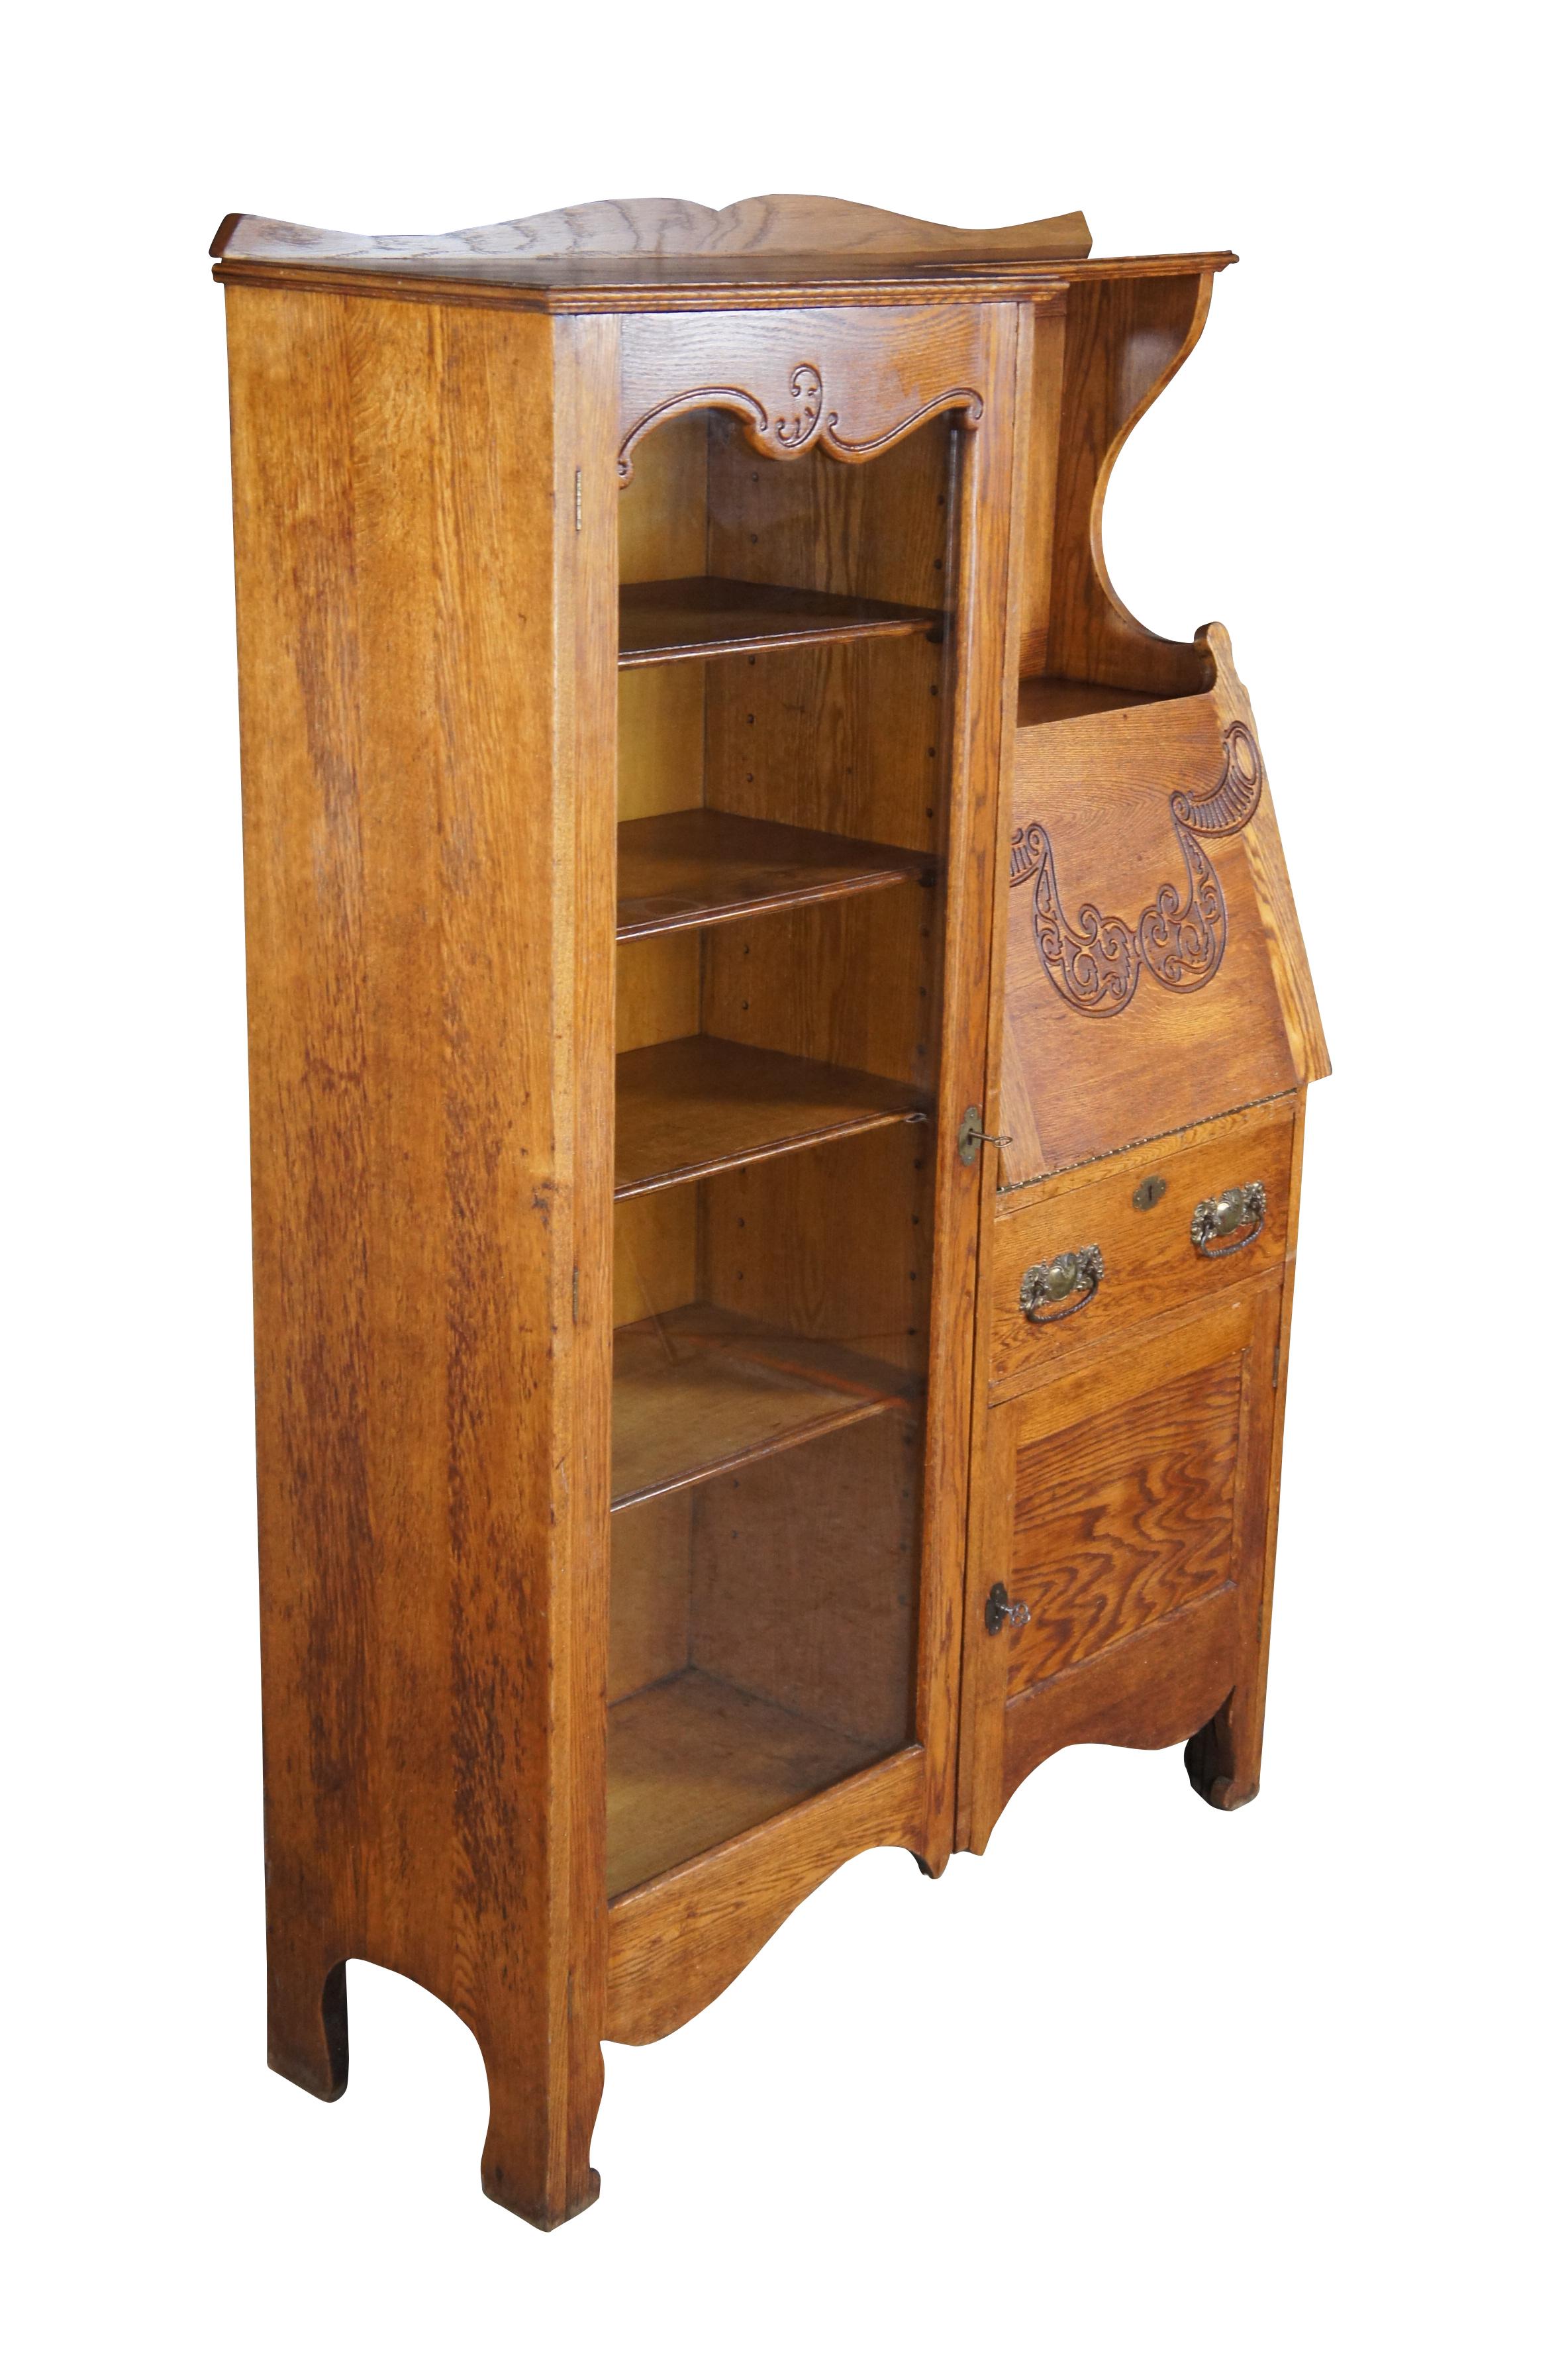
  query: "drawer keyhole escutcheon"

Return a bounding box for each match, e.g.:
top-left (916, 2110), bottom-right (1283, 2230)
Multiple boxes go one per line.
top-left (1018, 1243), bottom-right (1104, 1324)
top-left (1191, 1180), bottom-right (1267, 1258)
top-left (1132, 1174), bottom-right (1167, 1211)
top-left (985, 1582), bottom-right (1030, 1636)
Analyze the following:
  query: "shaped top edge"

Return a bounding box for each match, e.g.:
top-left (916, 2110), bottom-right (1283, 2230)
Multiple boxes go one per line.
top-left (211, 193), bottom-right (1096, 266)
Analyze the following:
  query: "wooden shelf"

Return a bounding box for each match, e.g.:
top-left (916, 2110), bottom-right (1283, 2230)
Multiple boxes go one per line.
top-left (619, 576), bottom-right (944, 668)
top-left (612, 1299), bottom-right (918, 1510)
top-left (1017, 675), bottom-right (1165, 727)
top-left (607, 1668), bottom-right (887, 1895)
top-left (616, 807), bottom-right (934, 940)
top-left (615, 1033), bottom-right (927, 1199)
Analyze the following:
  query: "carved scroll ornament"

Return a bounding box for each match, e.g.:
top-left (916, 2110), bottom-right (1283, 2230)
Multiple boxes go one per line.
top-left (618, 362), bottom-right (984, 483)
top-left (1008, 721), bottom-right (1263, 1016)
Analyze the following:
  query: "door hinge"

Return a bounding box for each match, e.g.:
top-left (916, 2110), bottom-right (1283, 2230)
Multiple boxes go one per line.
top-left (985, 1581), bottom-right (1030, 1636)
top-left (957, 1106), bottom-right (1012, 1166)
top-left (574, 467), bottom-right (582, 532)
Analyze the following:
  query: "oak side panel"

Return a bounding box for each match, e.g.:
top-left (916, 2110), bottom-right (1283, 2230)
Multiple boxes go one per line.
top-left (228, 285), bottom-right (616, 2230)
top-left (1186, 1093), bottom-right (1311, 1806)
top-left (1045, 273), bottom-right (1216, 697)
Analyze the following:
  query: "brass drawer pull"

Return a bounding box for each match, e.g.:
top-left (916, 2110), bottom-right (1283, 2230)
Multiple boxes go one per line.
top-left (1191, 1180), bottom-right (1267, 1259)
top-left (1019, 1244), bottom-right (1104, 1324)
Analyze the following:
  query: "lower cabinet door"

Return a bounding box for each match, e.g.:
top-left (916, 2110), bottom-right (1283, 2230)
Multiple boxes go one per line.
top-left (957, 1280), bottom-right (1283, 1849)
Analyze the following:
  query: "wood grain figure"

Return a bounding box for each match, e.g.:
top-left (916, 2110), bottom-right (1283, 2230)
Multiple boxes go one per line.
top-left (213, 191), bottom-right (1320, 2223)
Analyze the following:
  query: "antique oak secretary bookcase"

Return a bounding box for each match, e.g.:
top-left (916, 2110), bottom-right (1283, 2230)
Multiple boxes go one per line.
top-left (213, 194), bottom-right (1327, 2227)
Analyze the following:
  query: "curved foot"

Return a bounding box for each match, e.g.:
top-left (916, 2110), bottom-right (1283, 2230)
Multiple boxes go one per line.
top-left (268, 1957), bottom-right (349, 2100)
top-left (910, 1851), bottom-right (946, 1880)
top-left (482, 2159), bottom-right (601, 2231)
top-left (477, 2023), bottom-right (603, 2231)
top-left (1184, 1715), bottom-right (1259, 1811)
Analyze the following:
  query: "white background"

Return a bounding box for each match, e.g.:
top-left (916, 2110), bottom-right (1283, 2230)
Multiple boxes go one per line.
top-left (5, 6), bottom-right (1561, 2357)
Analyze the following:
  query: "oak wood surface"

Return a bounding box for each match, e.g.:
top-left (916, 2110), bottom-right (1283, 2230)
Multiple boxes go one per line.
top-left (1016, 676), bottom-right (1160, 724)
top-left (616, 807), bottom-right (933, 939)
top-left (691, 1412), bottom-right (922, 1750)
top-left (1006, 1356), bottom-right (1242, 1687)
top-left (618, 305), bottom-right (999, 483)
top-left (228, 285), bottom-right (617, 2229)
top-left (1004, 1583), bottom-right (1239, 1793)
top-left (216, 199), bottom-right (1322, 2221)
top-left (1044, 273), bottom-right (1218, 697)
top-left (607, 1668), bottom-right (889, 1897)
top-left (611, 1299), bottom-right (918, 1509)
top-left (609, 1491), bottom-right (693, 1704)
top-left (213, 197), bottom-right (1236, 318)
top-left (1187, 1094), bottom-right (1312, 1807)
top-left (988, 1096), bottom-right (1295, 1398)
top-left (1206, 626), bottom-right (1331, 1090)
top-left (606, 1746), bottom-right (926, 2044)
top-left (614, 1032), bottom-right (928, 1197)
top-left (953, 299), bottom-right (1038, 1850)
top-left (957, 1276), bottom-right (1283, 1850)
top-left (699, 1118), bottom-right (934, 1376)
top-left (1015, 301), bottom-right (1066, 679)
top-left (614, 931), bottom-right (699, 1054)
top-left (617, 576), bottom-right (943, 667)
top-left (616, 410), bottom-right (709, 587)
top-left (1000, 676), bottom-right (1299, 1183)
top-left (217, 193), bottom-right (1096, 266)
top-left (605, 301), bottom-right (1022, 1977)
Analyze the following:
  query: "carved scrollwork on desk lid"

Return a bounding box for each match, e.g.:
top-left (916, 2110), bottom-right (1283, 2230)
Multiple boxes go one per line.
top-left (1008, 720), bottom-right (1264, 1017)
top-left (617, 366), bottom-right (985, 483)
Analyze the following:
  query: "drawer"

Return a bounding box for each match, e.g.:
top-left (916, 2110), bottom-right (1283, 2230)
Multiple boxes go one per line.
top-left (988, 1099), bottom-right (1296, 1395)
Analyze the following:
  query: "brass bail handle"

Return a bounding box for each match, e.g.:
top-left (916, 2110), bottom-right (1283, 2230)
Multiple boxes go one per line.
top-left (1018, 1243), bottom-right (1104, 1325)
top-left (1191, 1180), bottom-right (1267, 1259)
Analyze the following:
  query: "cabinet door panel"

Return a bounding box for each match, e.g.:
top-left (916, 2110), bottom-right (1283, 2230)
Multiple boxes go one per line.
top-left (957, 1283), bottom-right (1280, 1850)
top-left (1007, 1354), bottom-right (1242, 1690)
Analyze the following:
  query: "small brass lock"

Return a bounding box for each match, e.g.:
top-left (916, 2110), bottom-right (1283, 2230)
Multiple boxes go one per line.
top-left (1132, 1174), bottom-right (1167, 1211)
top-left (957, 1106), bottom-right (1012, 1165)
